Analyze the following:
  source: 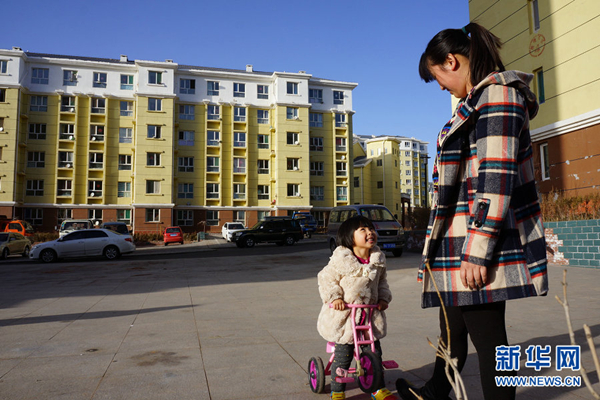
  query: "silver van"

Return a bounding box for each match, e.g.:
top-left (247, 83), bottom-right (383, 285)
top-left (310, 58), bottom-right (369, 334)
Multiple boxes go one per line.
top-left (327, 204), bottom-right (405, 257)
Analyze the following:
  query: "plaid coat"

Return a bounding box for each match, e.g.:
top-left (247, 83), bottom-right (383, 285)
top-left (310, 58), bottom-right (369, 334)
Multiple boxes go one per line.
top-left (419, 71), bottom-right (549, 308)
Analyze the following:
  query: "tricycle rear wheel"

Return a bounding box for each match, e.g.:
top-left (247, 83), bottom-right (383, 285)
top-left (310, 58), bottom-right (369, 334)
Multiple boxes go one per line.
top-left (308, 356), bottom-right (325, 393)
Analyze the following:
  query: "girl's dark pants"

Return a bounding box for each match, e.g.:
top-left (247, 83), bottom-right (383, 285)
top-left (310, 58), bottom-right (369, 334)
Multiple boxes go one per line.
top-left (331, 340), bottom-right (384, 393)
top-left (422, 301), bottom-right (516, 400)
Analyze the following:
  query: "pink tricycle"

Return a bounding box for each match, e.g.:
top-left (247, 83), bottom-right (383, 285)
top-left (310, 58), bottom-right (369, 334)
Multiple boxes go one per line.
top-left (308, 304), bottom-right (398, 394)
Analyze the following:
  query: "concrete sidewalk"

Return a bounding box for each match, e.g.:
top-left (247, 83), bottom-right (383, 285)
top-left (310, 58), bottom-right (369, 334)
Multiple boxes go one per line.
top-left (0, 239), bottom-right (598, 400)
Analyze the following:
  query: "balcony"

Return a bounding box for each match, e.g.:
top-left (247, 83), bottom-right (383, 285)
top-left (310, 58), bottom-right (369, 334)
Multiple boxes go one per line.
top-left (336, 170), bottom-right (347, 176)
top-left (90, 134), bottom-right (104, 142)
top-left (88, 190), bottom-right (102, 198)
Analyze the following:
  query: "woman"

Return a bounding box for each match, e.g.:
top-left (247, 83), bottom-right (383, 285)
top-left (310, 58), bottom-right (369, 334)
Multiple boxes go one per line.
top-left (396, 22), bottom-right (549, 400)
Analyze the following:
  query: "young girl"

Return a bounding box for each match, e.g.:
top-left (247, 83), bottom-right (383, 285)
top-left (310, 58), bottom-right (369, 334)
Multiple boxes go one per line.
top-left (317, 216), bottom-right (396, 400)
top-left (396, 22), bottom-right (548, 400)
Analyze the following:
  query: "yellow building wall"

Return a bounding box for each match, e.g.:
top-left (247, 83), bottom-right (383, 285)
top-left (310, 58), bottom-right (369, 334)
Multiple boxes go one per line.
top-left (0, 88), bottom-right (19, 204)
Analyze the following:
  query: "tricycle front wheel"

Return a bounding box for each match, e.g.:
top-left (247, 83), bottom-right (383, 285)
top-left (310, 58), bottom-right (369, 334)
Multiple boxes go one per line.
top-left (308, 356), bottom-right (325, 393)
top-left (357, 350), bottom-right (383, 393)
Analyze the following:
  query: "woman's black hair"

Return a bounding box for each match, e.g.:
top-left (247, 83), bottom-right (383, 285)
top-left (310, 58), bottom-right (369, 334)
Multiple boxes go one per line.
top-left (336, 216), bottom-right (376, 250)
top-left (419, 22), bottom-right (505, 87)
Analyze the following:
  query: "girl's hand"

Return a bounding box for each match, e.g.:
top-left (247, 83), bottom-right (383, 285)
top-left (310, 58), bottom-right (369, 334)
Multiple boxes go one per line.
top-left (331, 299), bottom-right (346, 310)
top-left (377, 300), bottom-right (389, 311)
top-left (460, 261), bottom-right (487, 290)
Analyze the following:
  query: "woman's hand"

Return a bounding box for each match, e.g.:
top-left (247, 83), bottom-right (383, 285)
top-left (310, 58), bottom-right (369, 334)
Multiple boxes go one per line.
top-left (460, 261), bottom-right (487, 290)
top-left (331, 299), bottom-right (346, 310)
top-left (377, 300), bottom-right (389, 311)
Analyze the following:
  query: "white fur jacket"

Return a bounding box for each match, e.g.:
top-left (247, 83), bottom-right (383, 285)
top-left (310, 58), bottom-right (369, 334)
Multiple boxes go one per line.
top-left (317, 246), bottom-right (392, 344)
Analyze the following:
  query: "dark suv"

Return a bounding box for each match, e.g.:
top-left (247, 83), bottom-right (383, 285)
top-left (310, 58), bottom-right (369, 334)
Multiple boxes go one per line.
top-left (233, 217), bottom-right (303, 248)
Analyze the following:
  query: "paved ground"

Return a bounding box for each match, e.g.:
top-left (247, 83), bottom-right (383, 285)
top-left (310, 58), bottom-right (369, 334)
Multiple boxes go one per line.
top-left (0, 235), bottom-right (598, 399)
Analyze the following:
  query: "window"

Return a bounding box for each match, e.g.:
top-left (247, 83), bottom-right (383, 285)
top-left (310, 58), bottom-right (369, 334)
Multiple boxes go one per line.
top-left (309, 89), bottom-right (323, 103)
top-left (121, 74), bottom-right (134, 90)
top-left (148, 98), bottom-right (162, 111)
top-left (310, 137), bottom-right (323, 151)
top-left (333, 91), bottom-right (344, 104)
top-left (257, 134), bottom-right (269, 149)
top-left (60, 124), bottom-right (75, 140)
top-left (178, 183), bottom-right (194, 199)
top-left (257, 185), bottom-right (269, 200)
top-left (310, 186), bottom-right (324, 201)
top-left (535, 68), bottom-right (545, 104)
top-left (257, 84), bottom-right (268, 99)
top-left (23, 208), bottom-right (43, 226)
top-left (234, 132), bottom-right (246, 147)
top-left (178, 157), bottom-right (194, 172)
top-left (0, 60), bottom-right (6, 74)
top-left (257, 159), bottom-right (269, 174)
top-left (119, 128), bottom-right (133, 143)
top-left (29, 123), bottom-right (47, 140)
top-left (146, 180), bottom-right (160, 194)
top-left (179, 104), bottom-right (195, 120)
top-left (405, 151), bottom-right (411, 157)
top-left (287, 107), bottom-right (298, 119)
top-left (377, 159), bottom-right (383, 167)
top-left (57, 180), bottom-right (72, 196)
top-left (377, 181), bottom-right (383, 189)
top-left (336, 162), bottom-right (347, 176)
top-left (405, 160), bottom-right (411, 166)
top-left (58, 151), bottom-right (74, 168)
top-left (61, 96), bottom-right (76, 112)
top-left (147, 153), bottom-right (161, 166)
top-left (310, 113), bottom-right (323, 127)
top-left (234, 158), bottom-right (246, 173)
top-left (147, 125), bottom-right (161, 139)
top-left (287, 158), bottom-right (300, 171)
top-left (119, 155), bottom-right (132, 170)
top-left (233, 83), bottom-right (245, 97)
top-left (310, 162), bottom-right (324, 176)
top-left (58, 209), bottom-right (73, 222)
top-left (234, 107), bottom-right (246, 122)
top-left (26, 180), bottom-right (44, 196)
top-left (90, 125), bottom-right (104, 141)
top-left (118, 182), bottom-right (131, 197)
top-left (406, 179), bottom-right (412, 185)
top-left (407, 189), bottom-right (412, 195)
top-left (287, 82), bottom-right (298, 95)
top-left (257, 109), bottom-right (269, 124)
top-left (354, 177), bottom-right (360, 188)
top-left (207, 105), bottom-right (220, 120)
top-left (335, 113), bottom-right (346, 127)
top-left (32, 68), bottom-right (49, 84)
top-left (63, 70), bottom-right (78, 86)
top-left (233, 211), bottom-right (245, 223)
top-left (287, 184), bottom-right (300, 197)
top-left (336, 186), bottom-right (348, 201)
top-left (206, 210), bottom-right (219, 225)
top-left (207, 81), bottom-right (219, 95)
top-left (146, 209), bottom-right (160, 222)
top-left (0, 89), bottom-right (4, 103)
top-left (531, 0), bottom-right (540, 31)
top-left (89, 153), bottom-right (103, 169)
top-left (88, 181), bottom-right (102, 197)
top-left (415, 189), bottom-right (420, 195)
top-left (93, 72), bottom-right (107, 88)
top-left (233, 184), bottom-right (246, 200)
top-left (179, 131), bottom-right (194, 146)
top-left (27, 151), bottom-right (45, 168)
top-left (117, 209), bottom-right (131, 223)
top-left (30, 96), bottom-right (48, 112)
top-left (336, 137), bottom-right (347, 151)
top-left (406, 170), bottom-right (412, 176)
top-left (287, 132), bottom-right (299, 145)
top-left (148, 71), bottom-right (162, 85)
top-left (414, 161), bottom-right (419, 167)
top-left (91, 98), bottom-right (106, 114)
top-left (207, 131), bottom-right (220, 146)
top-left (207, 157), bottom-right (220, 172)
top-left (540, 143), bottom-right (550, 181)
top-left (120, 101), bottom-right (133, 116)
top-left (177, 210), bottom-right (193, 226)
top-left (207, 183), bottom-right (219, 199)
top-left (180, 78), bottom-right (195, 94)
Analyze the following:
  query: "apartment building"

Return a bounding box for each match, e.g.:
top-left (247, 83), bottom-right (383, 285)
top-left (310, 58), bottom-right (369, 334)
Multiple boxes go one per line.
top-left (469, 0), bottom-right (600, 196)
top-left (353, 135), bottom-right (429, 216)
top-left (0, 48), bottom-right (357, 232)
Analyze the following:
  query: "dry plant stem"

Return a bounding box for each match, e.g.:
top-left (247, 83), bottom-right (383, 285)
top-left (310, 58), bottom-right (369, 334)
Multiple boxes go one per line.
top-left (425, 263), bottom-right (468, 400)
top-left (555, 269), bottom-right (600, 399)
top-left (583, 324), bottom-right (600, 383)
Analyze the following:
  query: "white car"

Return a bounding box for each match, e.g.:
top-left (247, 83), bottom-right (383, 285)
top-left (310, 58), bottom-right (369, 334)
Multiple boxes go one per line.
top-left (30, 229), bottom-right (136, 263)
top-left (221, 222), bottom-right (246, 242)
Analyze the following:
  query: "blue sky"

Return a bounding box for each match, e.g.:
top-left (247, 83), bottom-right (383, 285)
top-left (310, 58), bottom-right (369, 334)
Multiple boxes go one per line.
top-left (2, 0), bottom-right (470, 174)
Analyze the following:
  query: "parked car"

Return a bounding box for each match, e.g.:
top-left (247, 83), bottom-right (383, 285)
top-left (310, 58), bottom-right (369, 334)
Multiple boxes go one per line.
top-left (0, 232), bottom-right (32, 259)
top-left (221, 222), bottom-right (246, 242)
top-left (327, 204), bottom-right (405, 257)
top-left (163, 226), bottom-right (184, 246)
top-left (1, 219), bottom-right (35, 239)
top-left (292, 211), bottom-right (318, 238)
top-left (232, 217), bottom-right (303, 248)
top-left (57, 219), bottom-right (94, 237)
top-left (29, 229), bottom-right (136, 263)
top-left (100, 221), bottom-right (131, 235)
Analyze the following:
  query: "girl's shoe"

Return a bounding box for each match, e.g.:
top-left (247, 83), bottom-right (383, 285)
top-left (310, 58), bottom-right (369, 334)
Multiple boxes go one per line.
top-left (371, 387), bottom-right (397, 400)
top-left (331, 391), bottom-right (345, 400)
